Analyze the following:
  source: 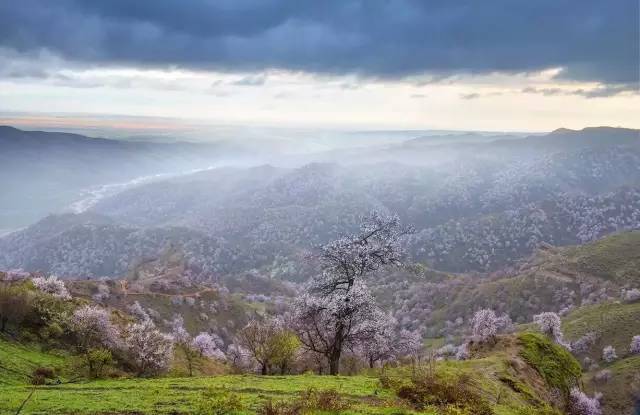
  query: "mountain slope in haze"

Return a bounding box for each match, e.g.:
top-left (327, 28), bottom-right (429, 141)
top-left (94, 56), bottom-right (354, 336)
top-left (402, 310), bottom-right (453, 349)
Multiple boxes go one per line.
top-left (0, 126), bottom-right (289, 230)
top-left (2, 126), bottom-right (638, 278)
top-left (374, 231), bottom-right (640, 337)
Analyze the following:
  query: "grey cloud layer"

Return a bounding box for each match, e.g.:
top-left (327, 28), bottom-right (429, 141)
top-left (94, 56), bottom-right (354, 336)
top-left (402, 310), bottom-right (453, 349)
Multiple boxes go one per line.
top-left (0, 0), bottom-right (637, 86)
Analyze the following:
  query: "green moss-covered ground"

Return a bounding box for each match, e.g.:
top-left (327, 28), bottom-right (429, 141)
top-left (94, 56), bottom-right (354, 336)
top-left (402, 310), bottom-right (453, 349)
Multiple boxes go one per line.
top-left (517, 332), bottom-right (581, 395)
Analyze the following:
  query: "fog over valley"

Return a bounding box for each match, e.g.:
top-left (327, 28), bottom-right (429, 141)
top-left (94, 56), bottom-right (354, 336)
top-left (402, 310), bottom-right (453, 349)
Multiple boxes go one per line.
top-left (1, 1), bottom-right (639, 414)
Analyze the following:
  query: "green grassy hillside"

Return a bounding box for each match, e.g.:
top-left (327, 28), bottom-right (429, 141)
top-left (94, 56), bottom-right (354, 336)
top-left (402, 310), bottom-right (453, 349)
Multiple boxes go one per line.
top-left (564, 231), bottom-right (640, 285)
top-left (561, 301), bottom-right (640, 415)
top-left (0, 336), bottom-right (68, 386)
top-left (383, 231), bottom-right (640, 336)
top-left (0, 333), bottom-right (574, 415)
top-left (563, 301), bottom-right (640, 358)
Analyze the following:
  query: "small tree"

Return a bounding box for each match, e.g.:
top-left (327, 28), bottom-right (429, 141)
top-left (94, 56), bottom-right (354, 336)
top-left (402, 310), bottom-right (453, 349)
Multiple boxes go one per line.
top-left (533, 312), bottom-right (568, 347)
top-left (127, 301), bottom-right (150, 322)
top-left (271, 330), bottom-right (301, 374)
top-left (622, 288), bottom-right (640, 303)
top-left (69, 305), bottom-right (120, 378)
top-left (470, 309), bottom-right (498, 343)
top-left (394, 329), bottom-right (423, 362)
top-left (171, 316), bottom-right (197, 376)
top-left (237, 318), bottom-right (293, 375)
top-left (571, 332), bottom-right (598, 355)
top-left (568, 387), bottom-right (602, 415)
top-left (630, 335), bottom-right (640, 354)
top-left (171, 316), bottom-right (225, 376)
top-left (0, 281), bottom-right (34, 333)
top-left (124, 319), bottom-right (173, 376)
top-left (192, 332), bottom-right (226, 360)
top-left (359, 327), bottom-right (394, 369)
top-left (455, 343), bottom-right (470, 360)
top-left (31, 275), bottom-right (71, 300)
top-left (602, 345), bottom-right (617, 363)
top-left (226, 343), bottom-right (253, 373)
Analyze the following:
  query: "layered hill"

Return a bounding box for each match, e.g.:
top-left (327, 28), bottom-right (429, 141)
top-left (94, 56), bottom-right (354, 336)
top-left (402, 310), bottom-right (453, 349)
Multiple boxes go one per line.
top-left (374, 231), bottom-right (640, 337)
top-left (562, 301), bottom-right (640, 414)
top-left (0, 126), bottom-right (287, 230)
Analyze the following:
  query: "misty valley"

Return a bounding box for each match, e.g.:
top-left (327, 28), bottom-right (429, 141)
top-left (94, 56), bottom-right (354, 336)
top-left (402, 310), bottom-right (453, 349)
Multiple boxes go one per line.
top-left (1, 125), bottom-right (639, 414)
top-left (1, 1), bottom-right (639, 414)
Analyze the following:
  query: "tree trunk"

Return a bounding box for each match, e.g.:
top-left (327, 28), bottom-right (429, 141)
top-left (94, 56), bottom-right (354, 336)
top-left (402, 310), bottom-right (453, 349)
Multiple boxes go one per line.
top-left (261, 363), bottom-right (268, 375)
top-left (328, 349), bottom-right (341, 375)
top-left (369, 357), bottom-right (375, 369)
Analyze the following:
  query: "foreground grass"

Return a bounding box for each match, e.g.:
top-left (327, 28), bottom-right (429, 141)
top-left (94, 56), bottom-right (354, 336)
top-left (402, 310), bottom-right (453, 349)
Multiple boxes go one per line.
top-left (1, 374), bottom-right (421, 415)
top-left (0, 333), bottom-right (572, 415)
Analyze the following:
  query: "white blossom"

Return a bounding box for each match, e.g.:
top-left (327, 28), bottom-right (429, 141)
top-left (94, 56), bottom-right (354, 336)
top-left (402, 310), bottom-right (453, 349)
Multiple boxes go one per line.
top-left (192, 332), bottom-right (225, 360)
top-left (533, 312), bottom-right (568, 347)
top-left (622, 288), bottom-right (640, 303)
top-left (226, 343), bottom-right (254, 371)
top-left (70, 305), bottom-right (120, 350)
top-left (123, 319), bottom-right (173, 376)
top-left (568, 388), bottom-right (602, 415)
top-left (630, 335), bottom-right (640, 354)
top-left (602, 345), bottom-right (617, 363)
top-left (470, 309), bottom-right (498, 342)
top-left (31, 275), bottom-right (71, 299)
top-left (127, 301), bottom-right (151, 322)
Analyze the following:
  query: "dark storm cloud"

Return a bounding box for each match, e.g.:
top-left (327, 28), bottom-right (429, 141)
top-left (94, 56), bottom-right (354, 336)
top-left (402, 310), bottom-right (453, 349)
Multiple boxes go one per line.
top-left (0, 0), bottom-right (637, 88)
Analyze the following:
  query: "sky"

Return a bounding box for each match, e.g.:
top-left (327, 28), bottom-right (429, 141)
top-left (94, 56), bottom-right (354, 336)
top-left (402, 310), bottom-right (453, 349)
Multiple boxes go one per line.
top-left (0, 0), bottom-right (638, 132)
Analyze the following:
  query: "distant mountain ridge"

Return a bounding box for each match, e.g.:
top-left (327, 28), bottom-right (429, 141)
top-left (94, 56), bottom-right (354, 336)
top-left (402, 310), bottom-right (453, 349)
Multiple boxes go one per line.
top-left (1, 125), bottom-right (638, 280)
top-left (0, 125), bottom-right (290, 229)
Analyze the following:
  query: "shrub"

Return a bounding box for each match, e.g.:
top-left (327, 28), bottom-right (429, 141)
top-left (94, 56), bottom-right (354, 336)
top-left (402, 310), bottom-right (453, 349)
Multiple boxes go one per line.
top-left (258, 399), bottom-right (303, 415)
top-left (396, 371), bottom-right (493, 415)
top-left (601, 346), bottom-right (617, 363)
top-left (630, 335), bottom-right (640, 354)
top-left (593, 369), bottom-right (611, 384)
top-left (31, 275), bottom-right (70, 300)
top-left (258, 389), bottom-right (349, 415)
top-left (0, 281), bottom-right (35, 333)
top-left (470, 309), bottom-right (499, 343)
top-left (31, 366), bottom-right (56, 385)
top-left (567, 388), bottom-right (602, 415)
top-left (302, 389), bottom-right (350, 412)
top-left (533, 312), bottom-right (566, 346)
top-left (195, 389), bottom-right (244, 415)
top-left (622, 288), bottom-right (640, 303)
top-left (570, 332), bottom-right (597, 355)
